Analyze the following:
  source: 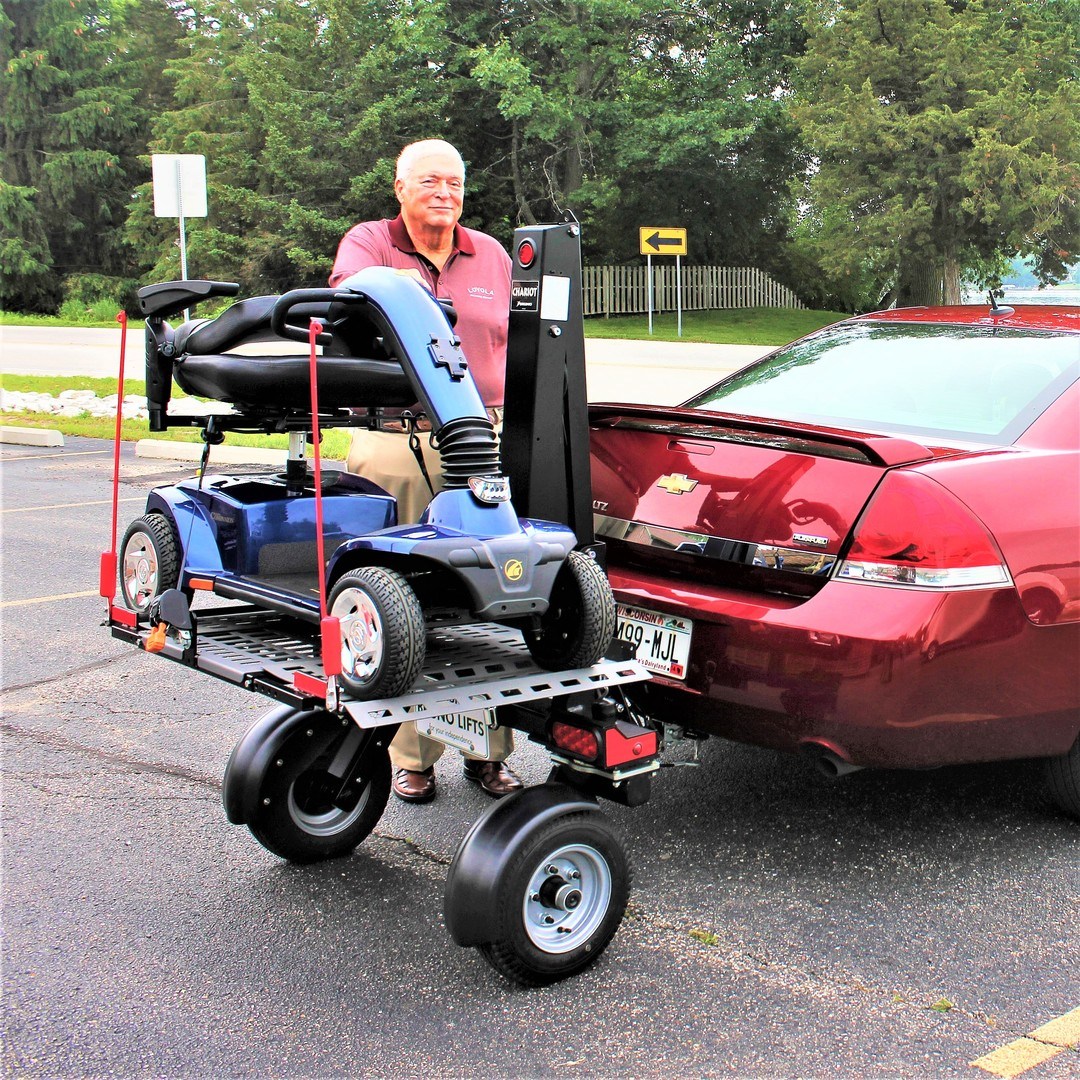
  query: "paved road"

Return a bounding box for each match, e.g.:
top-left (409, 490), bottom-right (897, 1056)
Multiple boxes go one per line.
top-left (0, 325), bottom-right (769, 406)
top-left (2, 437), bottom-right (1077, 1078)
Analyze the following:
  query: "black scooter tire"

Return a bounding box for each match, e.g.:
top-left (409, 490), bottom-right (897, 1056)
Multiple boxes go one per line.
top-left (119, 512), bottom-right (181, 612)
top-left (328, 566), bottom-right (425, 699)
top-left (524, 550), bottom-right (616, 670)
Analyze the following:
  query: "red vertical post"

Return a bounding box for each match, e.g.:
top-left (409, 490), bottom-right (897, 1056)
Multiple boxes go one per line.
top-left (308, 319), bottom-right (341, 676)
top-left (99, 310), bottom-right (128, 601)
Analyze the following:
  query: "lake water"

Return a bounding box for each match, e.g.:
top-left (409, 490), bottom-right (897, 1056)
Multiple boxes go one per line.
top-left (963, 288), bottom-right (1080, 306)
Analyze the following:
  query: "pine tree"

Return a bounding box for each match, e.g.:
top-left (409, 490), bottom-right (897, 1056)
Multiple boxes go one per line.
top-left (793, 0), bottom-right (1080, 306)
top-left (0, 0), bottom-right (153, 311)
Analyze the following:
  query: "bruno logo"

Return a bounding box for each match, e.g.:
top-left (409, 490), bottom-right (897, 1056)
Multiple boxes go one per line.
top-left (503, 559), bottom-right (524, 581)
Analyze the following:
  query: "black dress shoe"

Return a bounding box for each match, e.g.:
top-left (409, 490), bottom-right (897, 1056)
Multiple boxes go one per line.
top-left (392, 767), bottom-right (436, 803)
top-left (463, 759), bottom-right (524, 798)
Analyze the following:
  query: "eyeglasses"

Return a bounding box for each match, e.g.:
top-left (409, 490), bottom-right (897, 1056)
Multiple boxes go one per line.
top-left (415, 176), bottom-right (464, 193)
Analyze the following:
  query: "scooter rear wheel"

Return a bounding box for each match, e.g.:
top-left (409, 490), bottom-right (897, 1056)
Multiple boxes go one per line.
top-left (524, 550), bottom-right (616, 670)
top-left (119, 512), bottom-right (180, 612)
top-left (328, 566), bottom-right (425, 699)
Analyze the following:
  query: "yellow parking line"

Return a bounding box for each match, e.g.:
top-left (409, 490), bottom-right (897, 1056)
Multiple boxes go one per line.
top-left (971, 1039), bottom-right (1063, 1078)
top-left (1030, 1007), bottom-right (1080, 1048)
top-left (0, 450), bottom-right (111, 462)
top-left (1, 497), bottom-right (144, 513)
top-left (0, 590), bottom-right (102, 608)
top-left (971, 1007), bottom-right (1079, 1078)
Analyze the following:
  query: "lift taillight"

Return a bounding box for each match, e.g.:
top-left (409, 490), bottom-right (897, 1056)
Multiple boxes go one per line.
top-left (550, 716), bottom-right (658, 769)
top-left (551, 721), bottom-right (600, 761)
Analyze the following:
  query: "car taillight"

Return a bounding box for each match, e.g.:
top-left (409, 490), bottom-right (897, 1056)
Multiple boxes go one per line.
top-left (837, 471), bottom-right (1011, 588)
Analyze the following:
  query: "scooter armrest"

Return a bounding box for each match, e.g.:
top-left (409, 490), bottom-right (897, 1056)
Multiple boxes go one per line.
top-left (137, 280), bottom-right (240, 320)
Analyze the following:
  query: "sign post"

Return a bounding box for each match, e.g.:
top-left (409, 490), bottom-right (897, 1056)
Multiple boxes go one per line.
top-left (152, 154), bottom-right (208, 283)
top-left (638, 227), bottom-right (687, 337)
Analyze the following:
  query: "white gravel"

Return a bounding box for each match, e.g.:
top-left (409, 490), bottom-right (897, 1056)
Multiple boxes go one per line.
top-left (0, 388), bottom-right (223, 420)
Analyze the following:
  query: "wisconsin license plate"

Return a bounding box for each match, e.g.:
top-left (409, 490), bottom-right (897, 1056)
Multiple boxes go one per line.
top-left (616, 604), bottom-right (693, 680)
top-left (414, 710), bottom-right (495, 758)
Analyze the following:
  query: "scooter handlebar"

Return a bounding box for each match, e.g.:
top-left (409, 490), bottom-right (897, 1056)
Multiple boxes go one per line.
top-left (270, 288), bottom-right (363, 345)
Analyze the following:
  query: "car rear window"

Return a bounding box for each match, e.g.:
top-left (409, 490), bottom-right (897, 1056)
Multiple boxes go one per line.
top-left (686, 322), bottom-right (1080, 444)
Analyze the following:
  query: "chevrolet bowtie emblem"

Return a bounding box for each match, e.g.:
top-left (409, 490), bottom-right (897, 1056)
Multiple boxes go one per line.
top-left (656, 473), bottom-right (698, 495)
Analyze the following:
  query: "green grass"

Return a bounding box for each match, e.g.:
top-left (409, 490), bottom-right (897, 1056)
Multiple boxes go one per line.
top-left (3, 305), bottom-right (849, 342)
top-left (0, 311), bottom-right (122, 328)
top-left (584, 306), bottom-right (847, 345)
top-left (0, 410), bottom-right (351, 458)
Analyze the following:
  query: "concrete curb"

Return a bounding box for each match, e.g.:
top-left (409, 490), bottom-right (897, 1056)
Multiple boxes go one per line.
top-left (1, 425), bottom-right (64, 447)
top-left (134, 439), bottom-right (309, 466)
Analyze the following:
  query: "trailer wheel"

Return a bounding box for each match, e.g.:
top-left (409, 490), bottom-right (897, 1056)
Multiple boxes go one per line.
top-left (247, 713), bottom-right (390, 863)
top-left (525, 550), bottom-right (616, 670)
top-left (476, 810), bottom-right (630, 986)
top-left (119, 513), bottom-right (180, 612)
top-left (329, 567), bottom-right (425, 699)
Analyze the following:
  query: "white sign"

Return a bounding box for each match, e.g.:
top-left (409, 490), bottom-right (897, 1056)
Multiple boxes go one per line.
top-left (152, 154), bottom-right (208, 218)
top-left (539, 274), bottom-right (571, 322)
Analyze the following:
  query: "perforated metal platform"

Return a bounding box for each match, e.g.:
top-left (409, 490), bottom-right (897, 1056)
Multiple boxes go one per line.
top-left (343, 622), bottom-right (649, 728)
top-left (116, 605), bottom-right (649, 724)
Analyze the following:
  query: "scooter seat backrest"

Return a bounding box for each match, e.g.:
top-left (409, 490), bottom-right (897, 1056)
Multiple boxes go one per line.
top-left (173, 353), bottom-right (414, 410)
top-left (173, 295), bottom-right (289, 356)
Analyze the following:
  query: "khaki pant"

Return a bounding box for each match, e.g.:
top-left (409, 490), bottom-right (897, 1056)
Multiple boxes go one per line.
top-left (347, 423), bottom-right (514, 771)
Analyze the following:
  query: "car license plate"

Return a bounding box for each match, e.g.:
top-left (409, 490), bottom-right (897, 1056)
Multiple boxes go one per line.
top-left (414, 710), bottom-right (495, 758)
top-left (616, 604), bottom-right (693, 680)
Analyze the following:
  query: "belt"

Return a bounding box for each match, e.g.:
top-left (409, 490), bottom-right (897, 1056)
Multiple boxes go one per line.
top-left (371, 407), bottom-right (503, 433)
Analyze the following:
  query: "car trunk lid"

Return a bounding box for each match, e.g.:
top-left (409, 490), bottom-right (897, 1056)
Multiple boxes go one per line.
top-left (588, 404), bottom-right (948, 597)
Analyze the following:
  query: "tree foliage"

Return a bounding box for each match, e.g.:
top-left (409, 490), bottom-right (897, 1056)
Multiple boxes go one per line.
top-left (1, 0), bottom-right (1076, 314)
top-left (792, 0), bottom-right (1080, 306)
top-left (0, 0), bottom-right (182, 310)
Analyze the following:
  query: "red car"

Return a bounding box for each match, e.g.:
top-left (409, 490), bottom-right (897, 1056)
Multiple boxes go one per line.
top-left (589, 302), bottom-right (1080, 815)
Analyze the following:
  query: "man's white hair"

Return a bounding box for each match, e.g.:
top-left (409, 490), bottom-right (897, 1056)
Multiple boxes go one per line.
top-left (396, 139), bottom-right (466, 181)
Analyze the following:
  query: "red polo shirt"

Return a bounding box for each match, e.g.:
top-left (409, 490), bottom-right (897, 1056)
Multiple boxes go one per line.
top-left (329, 215), bottom-right (512, 406)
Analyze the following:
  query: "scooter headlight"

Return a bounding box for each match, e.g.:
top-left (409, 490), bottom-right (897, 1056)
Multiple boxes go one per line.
top-left (468, 475), bottom-right (512, 504)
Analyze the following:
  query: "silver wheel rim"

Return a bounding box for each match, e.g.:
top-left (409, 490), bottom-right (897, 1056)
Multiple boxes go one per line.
top-left (287, 777), bottom-right (370, 837)
top-left (121, 529), bottom-right (159, 610)
top-left (521, 843), bottom-right (612, 954)
top-left (331, 585), bottom-right (384, 686)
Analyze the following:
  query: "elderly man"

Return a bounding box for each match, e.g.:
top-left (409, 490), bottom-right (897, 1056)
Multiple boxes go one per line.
top-left (329, 139), bottom-right (522, 803)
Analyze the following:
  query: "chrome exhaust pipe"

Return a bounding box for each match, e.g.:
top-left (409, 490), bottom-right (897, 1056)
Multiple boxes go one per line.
top-left (808, 746), bottom-right (864, 779)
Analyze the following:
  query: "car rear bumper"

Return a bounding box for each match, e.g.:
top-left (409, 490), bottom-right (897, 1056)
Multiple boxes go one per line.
top-left (610, 567), bottom-right (1079, 768)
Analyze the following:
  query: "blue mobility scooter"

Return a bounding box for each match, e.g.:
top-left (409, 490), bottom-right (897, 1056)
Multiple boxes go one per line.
top-left (104, 223), bottom-right (661, 985)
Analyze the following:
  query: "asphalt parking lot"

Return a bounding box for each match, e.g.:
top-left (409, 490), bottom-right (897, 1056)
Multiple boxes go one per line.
top-left (2, 436), bottom-right (1078, 1079)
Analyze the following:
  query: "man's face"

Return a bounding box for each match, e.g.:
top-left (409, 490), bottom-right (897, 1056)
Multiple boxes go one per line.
top-left (395, 151), bottom-right (465, 233)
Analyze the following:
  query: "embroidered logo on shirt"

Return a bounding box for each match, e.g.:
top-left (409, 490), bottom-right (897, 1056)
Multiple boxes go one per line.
top-left (468, 286), bottom-right (495, 300)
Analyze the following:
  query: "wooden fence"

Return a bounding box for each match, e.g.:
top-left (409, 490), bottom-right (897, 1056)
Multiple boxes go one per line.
top-left (582, 264), bottom-right (803, 316)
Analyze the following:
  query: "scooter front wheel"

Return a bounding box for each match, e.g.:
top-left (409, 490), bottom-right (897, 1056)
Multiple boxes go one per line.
top-left (328, 566), bottom-right (425, 699)
top-left (524, 550), bottom-right (616, 670)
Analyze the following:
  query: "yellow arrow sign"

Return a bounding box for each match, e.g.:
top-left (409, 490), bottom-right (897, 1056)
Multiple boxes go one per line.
top-left (639, 227), bottom-right (687, 256)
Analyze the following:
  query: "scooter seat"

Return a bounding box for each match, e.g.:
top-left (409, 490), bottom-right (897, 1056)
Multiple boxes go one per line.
top-left (173, 295), bottom-right (332, 356)
top-left (174, 352), bottom-right (414, 410)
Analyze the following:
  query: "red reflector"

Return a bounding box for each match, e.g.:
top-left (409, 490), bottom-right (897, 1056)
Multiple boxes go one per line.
top-left (603, 722), bottom-right (659, 768)
top-left (517, 238), bottom-right (536, 268)
top-left (551, 721), bottom-right (599, 761)
top-left (189, 578), bottom-right (215, 591)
